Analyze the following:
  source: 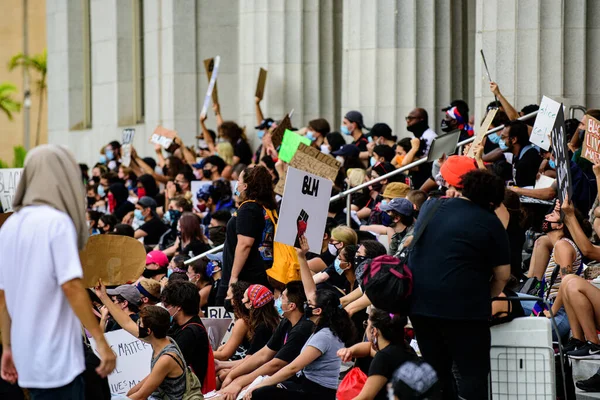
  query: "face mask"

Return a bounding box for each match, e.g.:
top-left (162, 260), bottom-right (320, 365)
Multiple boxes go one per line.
top-left (197, 203), bottom-right (207, 213)
top-left (138, 324), bottom-right (150, 339)
top-left (488, 133), bottom-right (501, 144)
top-left (341, 125), bottom-right (351, 136)
top-left (206, 261), bottom-right (216, 278)
top-left (105, 149), bottom-right (114, 161)
top-left (167, 269), bottom-right (173, 278)
top-left (234, 181), bottom-right (241, 197)
top-left (274, 297), bottom-right (284, 317)
top-left (134, 209), bottom-right (145, 221)
top-left (549, 159), bottom-right (556, 169)
top-left (381, 212), bottom-right (395, 227)
top-left (320, 144), bottom-right (331, 155)
top-left (336, 156), bottom-right (345, 166)
top-left (334, 259), bottom-right (346, 275)
top-left (97, 185), bottom-right (106, 198)
top-left (224, 299), bottom-right (234, 313)
top-left (257, 130), bottom-right (265, 140)
top-left (167, 307), bottom-right (180, 323)
top-left (137, 187), bottom-right (146, 198)
top-left (370, 157), bottom-right (377, 167)
top-left (99, 155), bottom-right (107, 164)
top-left (328, 243), bottom-right (339, 256)
top-left (406, 120), bottom-right (428, 135)
top-left (203, 169), bottom-right (213, 180)
top-left (541, 219), bottom-right (562, 234)
top-left (498, 139), bottom-right (509, 151)
top-left (370, 328), bottom-right (379, 351)
top-left (304, 305), bottom-right (316, 319)
top-left (306, 131), bottom-right (316, 142)
top-left (395, 155), bottom-right (405, 165)
top-left (355, 255), bottom-right (367, 267)
top-left (440, 119), bottom-right (453, 133)
top-left (380, 200), bottom-right (388, 206)
top-left (370, 182), bottom-right (383, 193)
top-left (87, 196), bottom-right (96, 208)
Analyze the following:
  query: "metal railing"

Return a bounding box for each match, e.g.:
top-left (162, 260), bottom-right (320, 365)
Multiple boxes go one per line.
top-left (185, 109), bottom-right (539, 265)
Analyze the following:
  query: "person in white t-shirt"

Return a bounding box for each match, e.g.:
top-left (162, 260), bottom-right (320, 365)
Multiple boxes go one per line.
top-left (0, 145), bottom-right (115, 399)
top-left (405, 108), bottom-right (438, 155)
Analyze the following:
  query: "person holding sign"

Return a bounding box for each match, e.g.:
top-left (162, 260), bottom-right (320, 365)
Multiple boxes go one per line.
top-left (0, 145), bottom-right (116, 398)
top-left (499, 120), bottom-right (542, 187)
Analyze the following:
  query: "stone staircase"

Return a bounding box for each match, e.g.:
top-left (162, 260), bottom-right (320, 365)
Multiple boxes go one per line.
top-left (572, 358), bottom-right (600, 399)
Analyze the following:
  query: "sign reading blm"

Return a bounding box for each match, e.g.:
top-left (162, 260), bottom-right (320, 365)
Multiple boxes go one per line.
top-left (550, 106), bottom-right (571, 203)
top-left (0, 168), bottom-right (23, 212)
top-left (275, 167), bottom-right (332, 253)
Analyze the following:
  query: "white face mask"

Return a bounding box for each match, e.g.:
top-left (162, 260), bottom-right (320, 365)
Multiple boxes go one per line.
top-left (336, 156), bottom-right (344, 166)
top-left (320, 144), bottom-right (331, 155)
top-left (328, 243), bottom-right (339, 256)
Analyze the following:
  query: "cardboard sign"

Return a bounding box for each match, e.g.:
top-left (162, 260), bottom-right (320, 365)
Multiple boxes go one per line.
top-left (468, 108), bottom-right (497, 158)
top-left (204, 58), bottom-right (220, 105)
top-left (279, 130), bottom-right (312, 163)
top-left (583, 115), bottom-right (600, 164)
top-left (89, 329), bottom-right (152, 397)
top-left (0, 168), bottom-right (23, 213)
top-left (426, 131), bottom-right (460, 162)
top-left (531, 96), bottom-right (561, 151)
top-left (0, 212), bottom-right (12, 229)
top-left (255, 68), bottom-right (268, 100)
top-left (150, 126), bottom-right (176, 149)
top-left (270, 113), bottom-right (292, 148)
top-left (200, 56), bottom-right (221, 118)
top-left (275, 144), bottom-right (341, 195)
top-left (275, 167), bottom-right (332, 253)
top-left (550, 106), bottom-right (571, 203)
top-left (121, 128), bottom-right (135, 167)
top-left (80, 235), bottom-right (146, 287)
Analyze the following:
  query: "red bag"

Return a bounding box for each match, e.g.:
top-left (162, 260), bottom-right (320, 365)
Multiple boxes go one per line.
top-left (337, 367), bottom-right (367, 400)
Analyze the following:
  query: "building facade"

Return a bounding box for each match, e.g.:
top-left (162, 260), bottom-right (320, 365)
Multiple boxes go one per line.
top-left (47, 0), bottom-right (596, 166)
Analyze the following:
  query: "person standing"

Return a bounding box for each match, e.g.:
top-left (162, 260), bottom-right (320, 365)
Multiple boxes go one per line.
top-left (0, 145), bottom-right (115, 399)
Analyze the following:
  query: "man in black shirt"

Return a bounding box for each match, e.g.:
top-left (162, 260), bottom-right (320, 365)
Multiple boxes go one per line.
top-left (499, 120), bottom-right (542, 187)
top-left (217, 281), bottom-right (314, 399)
top-left (342, 110), bottom-right (370, 162)
top-left (134, 196), bottom-right (168, 245)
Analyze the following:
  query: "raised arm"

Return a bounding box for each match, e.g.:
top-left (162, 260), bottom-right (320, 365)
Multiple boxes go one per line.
top-left (174, 136), bottom-right (197, 166)
top-left (490, 82), bottom-right (519, 121)
top-left (200, 113), bottom-right (217, 155)
top-left (255, 97), bottom-right (265, 126)
top-left (213, 103), bottom-right (224, 128)
top-left (296, 235), bottom-right (317, 302)
top-left (94, 279), bottom-right (139, 337)
top-left (563, 196), bottom-right (600, 261)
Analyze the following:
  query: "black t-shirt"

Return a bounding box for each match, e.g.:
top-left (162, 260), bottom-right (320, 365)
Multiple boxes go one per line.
top-left (181, 239), bottom-right (212, 258)
top-left (247, 323), bottom-right (275, 355)
top-left (407, 162), bottom-right (433, 190)
top-left (105, 313), bottom-right (139, 332)
top-left (235, 139), bottom-right (253, 165)
top-left (267, 319), bottom-right (315, 363)
top-left (138, 216), bottom-right (169, 246)
top-left (513, 146), bottom-right (542, 187)
top-left (353, 135), bottom-right (369, 152)
top-left (369, 344), bottom-right (416, 400)
top-left (170, 315), bottom-right (209, 383)
top-left (408, 198), bottom-right (510, 320)
top-left (320, 264), bottom-right (352, 295)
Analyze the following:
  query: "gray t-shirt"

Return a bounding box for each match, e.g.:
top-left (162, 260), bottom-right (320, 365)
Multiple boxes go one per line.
top-left (300, 327), bottom-right (344, 389)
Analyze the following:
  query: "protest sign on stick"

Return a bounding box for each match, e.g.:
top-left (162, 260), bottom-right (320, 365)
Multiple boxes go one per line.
top-left (255, 68), bottom-right (268, 100)
top-left (550, 106), bottom-right (571, 203)
top-left (270, 113), bottom-right (292, 148)
top-left (279, 130), bottom-right (312, 163)
top-left (531, 96), bottom-right (561, 151)
top-left (275, 167), bottom-right (332, 253)
top-left (200, 56), bottom-right (221, 118)
top-left (89, 329), bottom-right (152, 397)
top-left (467, 108), bottom-right (497, 158)
top-left (150, 126), bottom-right (176, 149)
top-left (0, 168), bottom-right (22, 213)
top-left (204, 58), bottom-right (220, 105)
top-left (121, 128), bottom-right (135, 167)
top-left (80, 235), bottom-right (146, 287)
top-left (583, 115), bottom-right (600, 164)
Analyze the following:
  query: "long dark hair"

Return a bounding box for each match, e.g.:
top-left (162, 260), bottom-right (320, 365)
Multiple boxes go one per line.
top-left (240, 166), bottom-right (277, 210)
top-left (230, 281), bottom-right (251, 321)
top-left (179, 212), bottom-right (207, 244)
top-left (368, 308), bottom-right (408, 345)
top-left (314, 289), bottom-right (356, 346)
top-left (247, 298), bottom-right (280, 338)
top-left (138, 174), bottom-right (159, 198)
top-left (220, 121), bottom-right (247, 143)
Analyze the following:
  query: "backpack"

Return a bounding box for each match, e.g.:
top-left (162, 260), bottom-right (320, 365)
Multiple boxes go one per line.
top-left (162, 340), bottom-right (204, 400)
top-left (184, 323), bottom-right (216, 394)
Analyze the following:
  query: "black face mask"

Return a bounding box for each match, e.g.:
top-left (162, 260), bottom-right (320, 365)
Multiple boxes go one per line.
top-left (142, 267), bottom-right (167, 279)
top-left (406, 120), bottom-right (428, 137)
top-left (304, 305), bottom-right (317, 319)
top-left (162, 166), bottom-right (169, 176)
top-left (370, 182), bottom-right (383, 193)
top-left (224, 299), bottom-right (234, 313)
top-left (440, 119), bottom-right (454, 133)
top-left (541, 219), bottom-right (562, 234)
top-left (354, 255), bottom-right (367, 267)
top-left (138, 325), bottom-right (150, 338)
top-left (203, 168), bottom-right (213, 180)
top-left (87, 196), bottom-right (96, 208)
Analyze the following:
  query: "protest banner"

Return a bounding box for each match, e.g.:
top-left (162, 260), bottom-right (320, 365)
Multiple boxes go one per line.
top-left (530, 96), bottom-right (561, 151)
top-left (150, 126), bottom-right (176, 149)
top-left (270, 113), bottom-right (292, 148)
top-left (80, 235), bottom-right (146, 287)
top-left (121, 128), bottom-right (135, 167)
top-left (204, 58), bottom-right (220, 105)
top-left (89, 329), bottom-right (152, 397)
top-left (278, 130), bottom-right (312, 163)
top-left (200, 55), bottom-right (221, 118)
top-left (275, 167), bottom-right (332, 253)
top-left (275, 143), bottom-right (341, 195)
top-left (550, 106), bottom-right (571, 202)
top-left (202, 316), bottom-right (234, 350)
top-left (427, 131), bottom-right (460, 162)
top-left (467, 108), bottom-right (497, 158)
top-left (0, 168), bottom-right (22, 213)
top-left (255, 68), bottom-right (268, 100)
top-left (583, 115), bottom-right (600, 164)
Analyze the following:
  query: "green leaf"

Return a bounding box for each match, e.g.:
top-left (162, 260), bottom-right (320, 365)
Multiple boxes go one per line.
top-left (12, 146), bottom-right (26, 168)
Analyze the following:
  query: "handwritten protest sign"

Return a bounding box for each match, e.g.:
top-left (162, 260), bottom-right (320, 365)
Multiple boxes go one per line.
top-left (200, 56), bottom-right (221, 118)
top-left (468, 108), bottom-right (497, 158)
top-left (583, 115), bottom-right (600, 164)
top-left (550, 106), bottom-right (571, 203)
top-left (121, 128), bottom-right (135, 167)
top-left (80, 235), bottom-right (146, 287)
top-left (255, 68), bottom-right (268, 100)
top-left (531, 96), bottom-right (561, 151)
top-left (275, 167), bottom-right (332, 253)
top-left (89, 329), bottom-right (152, 397)
top-left (279, 130), bottom-right (312, 163)
top-left (150, 126), bottom-right (176, 149)
top-left (0, 168), bottom-right (23, 212)
top-left (204, 58), bottom-right (220, 105)
top-left (270, 113), bottom-right (292, 148)
top-left (275, 143), bottom-right (341, 195)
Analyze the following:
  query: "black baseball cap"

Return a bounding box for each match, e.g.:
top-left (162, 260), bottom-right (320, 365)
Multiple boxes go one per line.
top-left (344, 111), bottom-right (370, 130)
top-left (332, 144), bottom-right (360, 157)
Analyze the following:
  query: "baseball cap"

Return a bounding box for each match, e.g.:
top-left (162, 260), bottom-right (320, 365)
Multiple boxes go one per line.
top-left (138, 196), bottom-right (158, 210)
top-left (440, 155), bottom-right (478, 189)
top-left (441, 99), bottom-right (469, 113)
top-left (332, 144), bottom-right (360, 158)
top-left (196, 183), bottom-right (214, 202)
top-left (136, 278), bottom-right (161, 302)
top-left (247, 284), bottom-right (274, 308)
top-left (206, 252), bottom-right (223, 264)
top-left (380, 198), bottom-right (414, 217)
top-left (106, 285), bottom-right (142, 306)
top-left (370, 123), bottom-right (393, 140)
top-left (255, 118), bottom-right (275, 130)
top-left (382, 182), bottom-right (410, 199)
top-left (146, 250), bottom-right (169, 267)
top-left (344, 111), bottom-right (370, 130)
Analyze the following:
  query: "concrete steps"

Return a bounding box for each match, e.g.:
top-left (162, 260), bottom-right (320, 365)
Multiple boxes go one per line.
top-left (572, 358), bottom-right (600, 399)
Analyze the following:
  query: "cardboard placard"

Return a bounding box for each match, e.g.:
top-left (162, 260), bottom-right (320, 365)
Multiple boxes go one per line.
top-left (270, 114), bottom-right (292, 148)
top-left (200, 56), bottom-right (221, 118)
top-left (80, 235), bottom-right (146, 287)
top-left (550, 106), bottom-right (571, 203)
top-left (150, 126), bottom-right (177, 149)
top-left (204, 58), bottom-right (219, 105)
top-left (0, 168), bottom-right (23, 213)
top-left (275, 167), bottom-right (332, 253)
top-left (275, 144), bottom-right (341, 195)
top-left (121, 128), bottom-right (135, 167)
top-left (583, 115), bottom-right (600, 164)
top-left (468, 108), bottom-right (497, 158)
top-left (531, 96), bottom-right (561, 151)
top-left (0, 212), bottom-right (13, 229)
top-left (255, 68), bottom-right (268, 100)
top-left (279, 130), bottom-right (312, 163)
top-left (89, 329), bottom-right (152, 397)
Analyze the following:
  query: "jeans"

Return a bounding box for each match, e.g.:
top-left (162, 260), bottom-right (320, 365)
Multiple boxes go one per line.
top-left (516, 292), bottom-right (570, 341)
top-left (411, 316), bottom-right (491, 400)
top-left (28, 374), bottom-right (85, 400)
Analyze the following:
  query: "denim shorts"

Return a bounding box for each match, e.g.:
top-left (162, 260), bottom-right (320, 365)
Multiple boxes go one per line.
top-left (516, 292), bottom-right (570, 341)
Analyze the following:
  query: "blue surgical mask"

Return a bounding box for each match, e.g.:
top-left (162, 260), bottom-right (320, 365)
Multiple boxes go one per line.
top-left (234, 181), bottom-right (240, 197)
top-left (206, 261), bottom-right (216, 278)
top-left (134, 209), bottom-right (144, 221)
top-left (380, 200), bottom-right (388, 206)
top-left (97, 185), bottom-right (106, 198)
top-left (488, 133), bottom-right (501, 144)
top-left (341, 125), bottom-right (351, 136)
top-left (257, 130), bottom-right (265, 139)
top-left (274, 297), bottom-right (284, 317)
top-left (105, 149), bottom-right (114, 161)
top-left (498, 139), bottom-right (509, 151)
top-left (549, 159), bottom-right (556, 169)
top-left (370, 157), bottom-right (377, 167)
top-left (167, 269), bottom-right (173, 278)
top-left (306, 131), bottom-right (316, 142)
top-left (99, 155), bottom-right (107, 164)
top-left (320, 144), bottom-right (331, 155)
top-left (334, 258), bottom-right (345, 275)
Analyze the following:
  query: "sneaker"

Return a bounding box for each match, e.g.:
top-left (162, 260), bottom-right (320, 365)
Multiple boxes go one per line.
top-left (577, 373), bottom-right (600, 392)
top-left (563, 337), bottom-right (586, 353)
top-left (567, 341), bottom-right (600, 359)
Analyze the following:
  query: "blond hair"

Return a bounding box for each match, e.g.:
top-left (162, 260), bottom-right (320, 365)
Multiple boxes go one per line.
top-left (217, 142), bottom-right (234, 165)
top-left (331, 225), bottom-right (358, 246)
top-left (347, 168), bottom-right (366, 188)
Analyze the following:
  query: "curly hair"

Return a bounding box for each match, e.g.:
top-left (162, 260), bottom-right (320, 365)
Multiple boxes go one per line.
top-left (359, 240), bottom-right (387, 259)
top-left (240, 165), bottom-right (277, 209)
top-left (314, 289), bottom-right (356, 346)
top-left (230, 281), bottom-right (251, 321)
top-left (460, 170), bottom-right (505, 212)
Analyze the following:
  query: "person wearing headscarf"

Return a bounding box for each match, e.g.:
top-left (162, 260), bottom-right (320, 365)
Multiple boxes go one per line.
top-left (0, 145), bottom-right (116, 397)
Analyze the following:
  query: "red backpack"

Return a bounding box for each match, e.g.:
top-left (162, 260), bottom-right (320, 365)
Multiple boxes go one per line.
top-left (184, 323), bottom-right (216, 394)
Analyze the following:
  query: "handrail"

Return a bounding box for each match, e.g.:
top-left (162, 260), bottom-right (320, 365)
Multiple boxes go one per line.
top-left (186, 109), bottom-right (540, 264)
